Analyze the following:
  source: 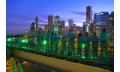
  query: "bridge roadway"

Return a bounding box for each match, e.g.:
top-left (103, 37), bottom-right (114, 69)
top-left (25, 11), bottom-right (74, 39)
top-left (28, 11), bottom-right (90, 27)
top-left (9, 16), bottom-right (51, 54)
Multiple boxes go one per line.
top-left (10, 49), bottom-right (111, 72)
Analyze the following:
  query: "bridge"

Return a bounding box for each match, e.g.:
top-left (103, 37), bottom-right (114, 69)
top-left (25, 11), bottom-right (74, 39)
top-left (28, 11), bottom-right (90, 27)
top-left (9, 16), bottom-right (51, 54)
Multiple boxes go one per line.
top-left (6, 36), bottom-right (113, 72)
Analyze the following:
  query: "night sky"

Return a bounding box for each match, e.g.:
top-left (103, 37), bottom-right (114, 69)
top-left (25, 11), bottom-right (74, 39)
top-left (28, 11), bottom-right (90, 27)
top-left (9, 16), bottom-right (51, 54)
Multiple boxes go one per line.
top-left (7, 0), bottom-right (114, 34)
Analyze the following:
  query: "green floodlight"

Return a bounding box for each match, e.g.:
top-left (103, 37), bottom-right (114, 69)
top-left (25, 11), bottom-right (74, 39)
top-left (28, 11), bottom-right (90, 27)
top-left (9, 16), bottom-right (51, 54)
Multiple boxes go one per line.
top-left (42, 40), bottom-right (47, 45)
top-left (82, 43), bottom-right (85, 48)
top-left (81, 55), bottom-right (86, 59)
top-left (21, 39), bottom-right (28, 43)
top-left (7, 38), bottom-right (12, 42)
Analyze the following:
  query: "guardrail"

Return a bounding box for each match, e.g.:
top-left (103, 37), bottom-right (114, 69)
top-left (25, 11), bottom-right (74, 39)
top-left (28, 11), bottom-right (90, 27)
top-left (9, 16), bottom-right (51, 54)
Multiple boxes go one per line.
top-left (13, 50), bottom-right (111, 72)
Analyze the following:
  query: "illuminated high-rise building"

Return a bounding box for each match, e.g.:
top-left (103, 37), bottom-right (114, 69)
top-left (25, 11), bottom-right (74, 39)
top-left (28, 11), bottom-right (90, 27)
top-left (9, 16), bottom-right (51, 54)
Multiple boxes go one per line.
top-left (107, 11), bottom-right (114, 32)
top-left (68, 19), bottom-right (74, 31)
top-left (61, 20), bottom-right (65, 28)
top-left (85, 6), bottom-right (93, 33)
top-left (45, 24), bottom-right (48, 33)
top-left (23, 30), bottom-right (29, 38)
top-left (54, 16), bottom-right (60, 36)
top-left (86, 6), bottom-right (92, 23)
top-left (94, 12), bottom-right (109, 25)
top-left (57, 20), bottom-right (64, 36)
top-left (94, 12), bottom-right (109, 35)
top-left (48, 15), bottom-right (54, 33)
top-left (61, 20), bottom-right (65, 35)
top-left (48, 15), bottom-right (54, 24)
top-left (107, 11), bottom-right (114, 43)
top-left (34, 16), bottom-right (39, 30)
top-left (83, 22), bottom-right (87, 35)
top-left (30, 17), bottom-right (40, 37)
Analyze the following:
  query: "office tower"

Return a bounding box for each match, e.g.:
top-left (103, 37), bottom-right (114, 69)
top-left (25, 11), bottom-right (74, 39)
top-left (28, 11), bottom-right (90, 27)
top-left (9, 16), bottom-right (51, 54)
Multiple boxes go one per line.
top-left (48, 15), bottom-right (54, 33)
top-left (73, 24), bottom-right (76, 32)
top-left (45, 24), bottom-right (48, 33)
top-left (57, 20), bottom-right (65, 36)
top-left (83, 22), bottom-right (87, 35)
top-left (30, 17), bottom-right (40, 37)
top-left (107, 11), bottom-right (114, 43)
top-left (89, 22), bottom-right (95, 35)
top-left (61, 20), bottom-right (65, 35)
top-left (61, 20), bottom-right (65, 28)
top-left (48, 15), bottom-right (54, 24)
top-left (68, 19), bottom-right (74, 31)
top-left (107, 11), bottom-right (114, 32)
top-left (34, 16), bottom-right (39, 30)
top-left (85, 6), bottom-right (93, 33)
top-left (38, 27), bottom-right (43, 34)
top-left (94, 12), bottom-right (109, 34)
top-left (86, 6), bottom-right (92, 23)
top-left (74, 25), bottom-right (81, 38)
top-left (94, 12), bottom-right (109, 25)
top-left (23, 30), bottom-right (29, 38)
top-left (54, 16), bottom-right (60, 36)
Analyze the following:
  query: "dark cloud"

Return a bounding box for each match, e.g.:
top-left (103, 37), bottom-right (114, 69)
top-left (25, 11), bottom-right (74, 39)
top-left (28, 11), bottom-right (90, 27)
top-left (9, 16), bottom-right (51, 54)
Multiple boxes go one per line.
top-left (7, 13), bottom-right (33, 20)
top-left (71, 11), bottom-right (86, 16)
top-left (6, 23), bottom-right (29, 34)
top-left (7, 12), bottom-right (48, 23)
top-left (7, 22), bottom-right (29, 29)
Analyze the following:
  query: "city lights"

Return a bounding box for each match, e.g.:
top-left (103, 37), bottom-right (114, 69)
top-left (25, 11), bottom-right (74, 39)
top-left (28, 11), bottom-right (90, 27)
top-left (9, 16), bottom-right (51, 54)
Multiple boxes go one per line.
top-left (6, 3), bottom-right (114, 71)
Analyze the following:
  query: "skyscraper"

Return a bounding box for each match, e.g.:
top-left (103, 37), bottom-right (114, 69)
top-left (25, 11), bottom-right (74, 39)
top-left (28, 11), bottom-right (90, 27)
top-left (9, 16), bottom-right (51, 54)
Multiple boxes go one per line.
top-left (107, 11), bottom-right (114, 43)
top-left (94, 12), bottom-right (109, 36)
top-left (54, 16), bottom-right (60, 35)
top-left (34, 17), bottom-right (39, 29)
top-left (61, 20), bottom-right (65, 29)
top-left (48, 15), bottom-right (54, 24)
top-left (84, 6), bottom-right (93, 34)
top-left (61, 20), bottom-right (65, 35)
top-left (86, 6), bottom-right (92, 23)
top-left (94, 12), bottom-right (109, 25)
top-left (68, 19), bottom-right (74, 31)
top-left (83, 22), bottom-right (87, 35)
top-left (30, 17), bottom-right (39, 37)
top-left (107, 11), bottom-right (114, 32)
top-left (48, 15), bottom-right (54, 33)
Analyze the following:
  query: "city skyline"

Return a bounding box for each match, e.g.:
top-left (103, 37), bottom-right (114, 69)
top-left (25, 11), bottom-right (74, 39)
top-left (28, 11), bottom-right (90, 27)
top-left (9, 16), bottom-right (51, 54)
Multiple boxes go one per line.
top-left (7, 0), bottom-right (114, 34)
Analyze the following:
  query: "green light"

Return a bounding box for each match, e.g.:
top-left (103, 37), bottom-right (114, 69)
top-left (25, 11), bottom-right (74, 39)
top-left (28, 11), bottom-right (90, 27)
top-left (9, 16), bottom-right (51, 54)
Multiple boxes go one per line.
top-left (43, 40), bottom-right (47, 45)
top-left (81, 55), bottom-right (86, 59)
top-left (21, 39), bottom-right (28, 43)
top-left (82, 43), bottom-right (85, 48)
top-left (7, 38), bottom-right (12, 42)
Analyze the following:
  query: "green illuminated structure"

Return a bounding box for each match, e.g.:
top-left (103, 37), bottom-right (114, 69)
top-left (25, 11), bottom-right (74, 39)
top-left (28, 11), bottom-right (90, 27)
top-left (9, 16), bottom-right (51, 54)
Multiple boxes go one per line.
top-left (42, 40), bottom-right (47, 45)
top-left (6, 33), bottom-right (111, 61)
